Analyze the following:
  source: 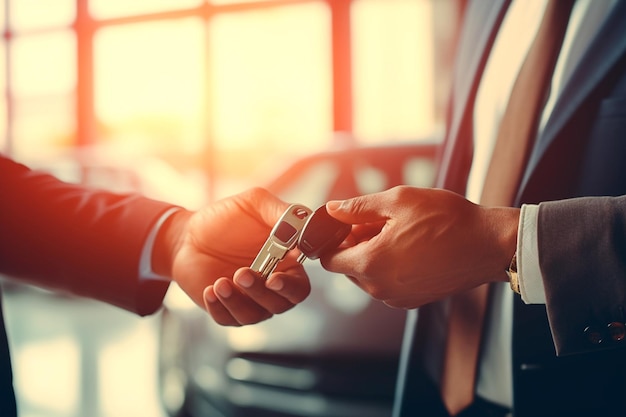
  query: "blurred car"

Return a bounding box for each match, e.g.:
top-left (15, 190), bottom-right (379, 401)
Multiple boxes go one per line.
top-left (158, 139), bottom-right (441, 417)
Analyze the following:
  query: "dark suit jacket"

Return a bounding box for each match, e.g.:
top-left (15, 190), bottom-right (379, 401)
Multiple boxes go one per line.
top-left (0, 155), bottom-right (174, 415)
top-left (399, 1), bottom-right (626, 416)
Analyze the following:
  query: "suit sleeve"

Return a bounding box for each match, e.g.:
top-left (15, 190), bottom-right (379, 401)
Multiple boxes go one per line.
top-left (538, 195), bottom-right (626, 356)
top-left (0, 155), bottom-right (175, 316)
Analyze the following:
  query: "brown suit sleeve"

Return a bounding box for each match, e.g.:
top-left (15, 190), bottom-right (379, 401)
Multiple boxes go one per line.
top-left (538, 195), bottom-right (626, 356)
top-left (0, 155), bottom-right (174, 316)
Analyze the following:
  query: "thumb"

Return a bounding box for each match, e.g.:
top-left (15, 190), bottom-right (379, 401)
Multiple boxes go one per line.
top-left (238, 187), bottom-right (290, 226)
top-left (326, 194), bottom-right (388, 224)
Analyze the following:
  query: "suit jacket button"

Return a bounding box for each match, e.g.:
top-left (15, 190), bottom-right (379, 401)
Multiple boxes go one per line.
top-left (584, 326), bottom-right (604, 344)
top-left (608, 322), bottom-right (626, 341)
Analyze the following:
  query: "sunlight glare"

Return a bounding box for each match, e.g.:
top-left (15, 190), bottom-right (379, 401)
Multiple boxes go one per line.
top-left (11, 31), bottom-right (75, 96)
top-left (94, 19), bottom-right (204, 153)
top-left (14, 337), bottom-right (80, 416)
top-left (9, 0), bottom-right (75, 32)
top-left (352, 0), bottom-right (435, 142)
top-left (209, 3), bottom-right (332, 154)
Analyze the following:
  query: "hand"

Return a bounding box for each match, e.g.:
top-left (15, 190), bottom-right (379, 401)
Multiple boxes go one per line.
top-left (155, 188), bottom-right (311, 326)
top-left (320, 186), bottom-right (519, 308)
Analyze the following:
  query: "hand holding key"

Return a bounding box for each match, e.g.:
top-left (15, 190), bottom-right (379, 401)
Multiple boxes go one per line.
top-left (319, 186), bottom-right (519, 308)
top-left (205, 201), bottom-right (351, 326)
top-left (186, 190), bottom-right (311, 327)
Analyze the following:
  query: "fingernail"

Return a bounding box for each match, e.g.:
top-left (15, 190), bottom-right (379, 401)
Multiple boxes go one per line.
top-left (326, 200), bottom-right (343, 211)
top-left (266, 277), bottom-right (284, 291)
top-left (215, 281), bottom-right (232, 298)
top-left (204, 287), bottom-right (217, 303)
top-left (236, 271), bottom-right (255, 288)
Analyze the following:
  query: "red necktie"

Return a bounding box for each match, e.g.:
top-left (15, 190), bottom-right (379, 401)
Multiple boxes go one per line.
top-left (440, 1), bottom-right (575, 415)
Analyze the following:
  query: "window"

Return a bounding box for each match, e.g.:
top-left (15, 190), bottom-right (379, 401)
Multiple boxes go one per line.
top-left (209, 3), bottom-right (332, 182)
top-left (352, 0), bottom-right (435, 142)
top-left (1, 0), bottom-right (459, 201)
top-left (11, 31), bottom-right (76, 157)
top-left (94, 19), bottom-right (205, 154)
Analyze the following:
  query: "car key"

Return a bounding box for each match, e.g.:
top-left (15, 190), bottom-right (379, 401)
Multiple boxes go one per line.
top-left (297, 205), bottom-right (351, 263)
top-left (250, 204), bottom-right (313, 279)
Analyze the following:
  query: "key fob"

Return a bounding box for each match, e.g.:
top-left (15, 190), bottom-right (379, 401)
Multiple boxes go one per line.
top-left (297, 205), bottom-right (351, 260)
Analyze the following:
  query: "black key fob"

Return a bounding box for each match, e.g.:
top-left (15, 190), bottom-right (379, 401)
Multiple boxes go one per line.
top-left (297, 205), bottom-right (351, 260)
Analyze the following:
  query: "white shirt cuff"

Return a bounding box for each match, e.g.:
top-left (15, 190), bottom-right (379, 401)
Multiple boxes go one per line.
top-left (138, 207), bottom-right (182, 282)
top-left (517, 204), bottom-right (546, 304)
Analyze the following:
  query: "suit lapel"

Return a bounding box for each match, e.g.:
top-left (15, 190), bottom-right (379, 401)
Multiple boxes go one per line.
top-left (517, 0), bottom-right (626, 202)
top-left (437, 0), bottom-right (510, 191)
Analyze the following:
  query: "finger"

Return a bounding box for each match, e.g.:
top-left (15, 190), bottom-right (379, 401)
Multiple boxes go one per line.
top-left (326, 194), bottom-right (390, 224)
top-left (265, 267), bottom-right (311, 304)
top-left (319, 241), bottom-right (371, 275)
top-left (213, 277), bottom-right (273, 325)
top-left (203, 285), bottom-right (240, 326)
top-left (233, 268), bottom-right (295, 315)
top-left (237, 187), bottom-right (290, 227)
top-left (349, 221), bottom-right (386, 243)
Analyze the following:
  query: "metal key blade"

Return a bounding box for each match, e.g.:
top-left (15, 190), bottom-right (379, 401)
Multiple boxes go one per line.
top-left (251, 235), bottom-right (294, 277)
top-left (250, 204), bottom-right (312, 279)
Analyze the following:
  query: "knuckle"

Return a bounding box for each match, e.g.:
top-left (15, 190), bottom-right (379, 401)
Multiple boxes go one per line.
top-left (368, 285), bottom-right (390, 301)
top-left (271, 303), bottom-right (293, 315)
top-left (360, 264), bottom-right (394, 301)
top-left (300, 281), bottom-right (312, 300)
top-left (342, 197), bottom-right (362, 214)
top-left (286, 287), bottom-right (310, 304)
top-left (214, 316), bottom-right (239, 327)
top-left (387, 185), bottom-right (412, 203)
top-left (240, 312), bottom-right (272, 326)
top-left (246, 186), bottom-right (271, 201)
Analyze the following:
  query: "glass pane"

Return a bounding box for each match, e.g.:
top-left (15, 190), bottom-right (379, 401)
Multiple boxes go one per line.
top-left (9, 0), bottom-right (75, 32)
top-left (95, 19), bottom-right (204, 152)
top-left (90, 0), bottom-right (202, 20)
top-left (12, 94), bottom-right (76, 162)
top-left (209, 3), bottom-right (332, 182)
top-left (11, 30), bottom-right (76, 97)
top-left (94, 19), bottom-right (209, 208)
top-left (352, 0), bottom-right (436, 143)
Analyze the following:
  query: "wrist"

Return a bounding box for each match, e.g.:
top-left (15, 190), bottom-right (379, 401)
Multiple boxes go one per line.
top-left (500, 208), bottom-right (520, 283)
top-left (152, 209), bottom-right (193, 277)
top-left (486, 206), bottom-right (520, 284)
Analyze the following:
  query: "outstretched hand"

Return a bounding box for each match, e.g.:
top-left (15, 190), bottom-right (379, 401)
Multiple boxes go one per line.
top-left (320, 186), bottom-right (519, 308)
top-left (156, 188), bottom-right (311, 326)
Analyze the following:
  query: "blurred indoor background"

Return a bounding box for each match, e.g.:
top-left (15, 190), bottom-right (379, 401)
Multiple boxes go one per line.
top-left (0, 1), bottom-right (463, 416)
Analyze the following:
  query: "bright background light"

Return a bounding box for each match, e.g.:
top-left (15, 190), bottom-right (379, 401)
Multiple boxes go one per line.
top-left (0, 0), bottom-right (459, 416)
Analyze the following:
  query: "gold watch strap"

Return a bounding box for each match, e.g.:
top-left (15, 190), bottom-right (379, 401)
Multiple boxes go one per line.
top-left (506, 252), bottom-right (520, 294)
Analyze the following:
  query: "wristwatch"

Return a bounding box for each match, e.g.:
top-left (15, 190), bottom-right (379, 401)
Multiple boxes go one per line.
top-left (506, 252), bottom-right (520, 294)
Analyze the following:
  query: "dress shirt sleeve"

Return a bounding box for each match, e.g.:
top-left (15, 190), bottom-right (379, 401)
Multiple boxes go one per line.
top-left (517, 204), bottom-right (547, 304)
top-left (138, 207), bottom-right (182, 282)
